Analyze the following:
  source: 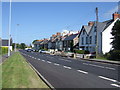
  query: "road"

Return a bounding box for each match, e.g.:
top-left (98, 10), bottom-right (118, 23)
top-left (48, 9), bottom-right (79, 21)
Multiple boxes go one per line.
top-left (20, 50), bottom-right (120, 89)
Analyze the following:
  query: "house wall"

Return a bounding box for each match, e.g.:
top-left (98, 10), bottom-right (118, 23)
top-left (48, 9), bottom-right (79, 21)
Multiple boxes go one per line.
top-left (102, 19), bottom-right (119, 54)
top-left (79, 29), bottom-right (89, 50)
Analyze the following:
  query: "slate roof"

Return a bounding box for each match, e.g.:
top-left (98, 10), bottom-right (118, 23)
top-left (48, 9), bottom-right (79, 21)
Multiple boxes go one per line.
top-left (64, 34), bottom-right (78, 41)
top-left (83, 25), bottom-right (92, 34)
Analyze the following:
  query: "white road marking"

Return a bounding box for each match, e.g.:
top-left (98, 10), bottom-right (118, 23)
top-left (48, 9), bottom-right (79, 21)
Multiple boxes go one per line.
top-left (89, 64), bottom-right (104, 68)
top-left (54, 63), bottom-right (60, 66)
top-left (105, 67), bottom-right (116, 70)
top-left (47, 61), bottom-right (52, 64)
top-left (63, 66), bottom-right (71, 69)
top-left (34, 58), bottom-right (36, 59)
top-left (83, 63), bottom-right (89, 65)
top-left (77, 70), bottom-right (88, 74)
top-left (32, 57), bottom-right (34, 58)
top-left (99, 76), bottom-right (117, 83)
top-left (83, 63), bottom-right (115, 70)
top-left (42, 60), bottom-right (45, 62)
top-left (111, 84), bottom-right (120, 88)
top-left (38, 59), bottom-right (40, 60)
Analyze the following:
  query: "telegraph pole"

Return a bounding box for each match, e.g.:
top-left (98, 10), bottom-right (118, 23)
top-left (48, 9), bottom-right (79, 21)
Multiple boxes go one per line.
top-left (96, 7), bottom-right (99, 58)
top-left (8, 0), bottom-right (12, 57)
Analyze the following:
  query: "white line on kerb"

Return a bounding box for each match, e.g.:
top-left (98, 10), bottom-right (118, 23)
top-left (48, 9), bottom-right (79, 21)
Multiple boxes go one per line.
top-left (111, 84), bottom-right (120, 88)
top-left (47, 61), bottom-right (52, 64)
top-left (54, 63), bottom-right (59, 66)
top-left (63, 66), bottom-right (71, 69)
top-left (105, 67), bottom-right (115, 70)
top-left (99, 76), bottom-right (117, 83)
top-left (77, 70), bottom-right (88, 74)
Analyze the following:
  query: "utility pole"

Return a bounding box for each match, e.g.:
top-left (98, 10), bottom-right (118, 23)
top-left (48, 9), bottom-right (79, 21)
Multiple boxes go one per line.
top-left (15, 24), bottom-right (19, 52)
top-left (95, 7), bottom-right (99, 58)
top-left (8, 0), bottom-right (12, 57)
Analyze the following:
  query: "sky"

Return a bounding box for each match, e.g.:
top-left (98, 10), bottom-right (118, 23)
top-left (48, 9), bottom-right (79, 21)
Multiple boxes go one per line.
top-left (2, 2), bottom-right (119, 45)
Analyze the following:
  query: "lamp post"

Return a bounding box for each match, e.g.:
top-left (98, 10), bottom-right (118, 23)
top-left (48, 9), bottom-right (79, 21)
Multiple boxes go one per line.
top-left (8, 0), bottom-right (12, 57)
top-left (15, 24), bottom-right (19, 52)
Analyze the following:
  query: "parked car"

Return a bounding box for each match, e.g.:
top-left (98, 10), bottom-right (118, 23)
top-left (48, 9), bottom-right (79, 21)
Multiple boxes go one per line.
top-left (26, 49), bottom-right (32, 52)
top-left (39, 50), bottom-right (50, 54)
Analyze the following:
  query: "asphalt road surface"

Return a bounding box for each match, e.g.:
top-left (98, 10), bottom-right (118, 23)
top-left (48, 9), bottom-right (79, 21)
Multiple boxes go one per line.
top-left (19, 50), bottom-right (120, 89)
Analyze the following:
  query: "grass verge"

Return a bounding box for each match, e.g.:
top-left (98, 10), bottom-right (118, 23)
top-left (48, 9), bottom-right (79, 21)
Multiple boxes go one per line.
top-left (2, 52), bottom-right (49, 88)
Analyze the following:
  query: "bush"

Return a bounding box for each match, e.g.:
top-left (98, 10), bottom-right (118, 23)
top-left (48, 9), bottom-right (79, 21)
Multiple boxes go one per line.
top-left (104, 50), bottom-right (120, 61)
top-left (0, 47), bottom-right (8, 55)
top-left (75, 50), bottom-right (90, 54)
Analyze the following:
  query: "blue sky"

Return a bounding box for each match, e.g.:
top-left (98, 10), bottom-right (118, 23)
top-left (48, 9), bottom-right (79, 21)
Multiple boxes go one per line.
top-left (2, 2), bottom-right (118, 45)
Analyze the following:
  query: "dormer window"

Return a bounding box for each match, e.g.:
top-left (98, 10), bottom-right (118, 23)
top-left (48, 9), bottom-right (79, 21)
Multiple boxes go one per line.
top-left (83, 30), bottom-right (85, 35)
top-left (94, 26), bottom-right (97, 32)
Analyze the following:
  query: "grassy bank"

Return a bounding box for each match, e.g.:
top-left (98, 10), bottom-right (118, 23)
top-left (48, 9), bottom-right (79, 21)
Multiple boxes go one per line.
top-left (2, 52), bottom-right (49, 88)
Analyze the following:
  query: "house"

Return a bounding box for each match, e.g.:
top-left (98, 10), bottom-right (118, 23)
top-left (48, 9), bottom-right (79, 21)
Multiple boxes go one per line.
top-left (48, 32), bottom-right (61, 51)
top-left (1, 38), bottom-right (13, 51)
top-left (63, 33), bottom-right (79, 51)
top-left (79, 12), bottom-right (120, 54)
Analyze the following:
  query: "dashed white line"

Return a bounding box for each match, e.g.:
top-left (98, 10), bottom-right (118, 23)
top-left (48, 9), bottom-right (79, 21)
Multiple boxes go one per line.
top-left (54, 63), bottom-right (60, 66)
top-left (47, 61), bottom-right (52, 64)
top-left (99, 76), bottom-right (117, 83)
top-left (63, 66), bottom-right (71, 69)
top-left (77, 70), bottom-right (88, 74)
top-left (42, 60), bottom-right (45, 62)
top-left (111, 84), bottom-right (120, 88)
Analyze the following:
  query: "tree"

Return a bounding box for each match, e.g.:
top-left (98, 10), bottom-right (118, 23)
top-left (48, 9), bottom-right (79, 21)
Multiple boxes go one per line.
top-left (20, 43), bottom-right (26, 49)
top-left (111, 20), bottom-right (120, 50)
top-left (109, 20), bottom-right (120, 60)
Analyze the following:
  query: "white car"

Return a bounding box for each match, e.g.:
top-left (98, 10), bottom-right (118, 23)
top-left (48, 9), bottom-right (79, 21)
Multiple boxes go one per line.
top-left (39, 50), bottom-right (50, 54)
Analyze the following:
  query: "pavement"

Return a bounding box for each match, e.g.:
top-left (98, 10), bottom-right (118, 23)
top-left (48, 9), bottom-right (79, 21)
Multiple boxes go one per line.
top-left (20, 50), bottom-right (120, 89)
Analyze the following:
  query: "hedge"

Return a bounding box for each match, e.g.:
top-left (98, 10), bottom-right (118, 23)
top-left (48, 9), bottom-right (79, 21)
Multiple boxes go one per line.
top-left (0, 47), bottom-right (8, 55)
top-left (75, 50), bottom-right (90, 54)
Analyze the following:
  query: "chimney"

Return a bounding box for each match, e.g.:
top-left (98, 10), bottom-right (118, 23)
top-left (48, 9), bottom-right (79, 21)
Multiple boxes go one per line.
top-left (88, 21), bottom-right (94, 26)
top-left (52, 34), bottom-right (56, 37)
top-left (113, 12), bottom-right (120, 20)
top-left (56, 32), bottom-right (61, 36)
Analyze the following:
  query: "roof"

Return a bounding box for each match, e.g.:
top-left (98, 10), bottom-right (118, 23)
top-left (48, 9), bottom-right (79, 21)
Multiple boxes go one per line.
top-left (64, 34), bottom-right (78, 41)
top-left (83, 25), bottom-right (92, 34)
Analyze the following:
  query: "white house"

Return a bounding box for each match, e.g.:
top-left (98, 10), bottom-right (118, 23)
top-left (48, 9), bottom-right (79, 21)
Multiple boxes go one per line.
top-left (79, 12), bottom-right (120, 54)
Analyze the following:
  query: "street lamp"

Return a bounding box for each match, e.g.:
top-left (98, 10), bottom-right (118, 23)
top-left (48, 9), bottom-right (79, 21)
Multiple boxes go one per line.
top-left (15, 24), bottom-right (19, 52)
top-left (8, 0), bottom-right (12, 57)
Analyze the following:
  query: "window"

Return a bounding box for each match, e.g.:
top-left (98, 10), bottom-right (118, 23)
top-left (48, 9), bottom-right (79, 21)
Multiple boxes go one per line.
top-left (82, 37), bottom-right (84, 45)
top-left (94, 26), bottom-right (97, 32)
top-left (86, 37), bottom-right (88, 44)
top-left (89, 36), bottom-right (92, 44)
top-left (95, 35), bottom-right (97, 44)
top-left (83, 30), bottom-right (85, 35)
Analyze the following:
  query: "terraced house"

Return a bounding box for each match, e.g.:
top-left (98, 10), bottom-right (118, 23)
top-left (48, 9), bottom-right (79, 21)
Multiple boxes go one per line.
top-left (79, 12), bottom-right (120, 54)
